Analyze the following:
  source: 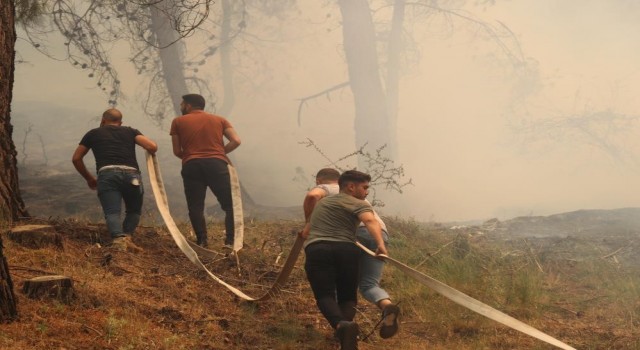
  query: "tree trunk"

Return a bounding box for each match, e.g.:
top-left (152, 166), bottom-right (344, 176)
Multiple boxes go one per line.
top-left (0, 0), bottom-right (25, 318)
top-left (338, 0), bottom-right (392, 166)
top-left (0, 234), bottom-right (17, 322)
top-left (385, 0), bottom-right (406, 159)
top-left (217, 0), bottom-right (236, 117)
top-left (150, 1), bottom-right (189, 115)
top-left (0, 0), bottom-right (28, 225)
top-left (217, 0), bottom-right (255, 206)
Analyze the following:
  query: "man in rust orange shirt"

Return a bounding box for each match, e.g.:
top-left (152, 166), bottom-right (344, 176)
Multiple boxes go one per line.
top-left (170, 94), bottom-right (242, 248)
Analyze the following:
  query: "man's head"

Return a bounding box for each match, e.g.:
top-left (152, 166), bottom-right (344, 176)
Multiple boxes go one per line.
top-left (315, 168), bottom-right (340, 185)
top-left (338, 170), bottom-right (371, 200)
top-left (181, 94), bottom-right (206, 115)
top-left (100, 108), bottom-right (123, 126)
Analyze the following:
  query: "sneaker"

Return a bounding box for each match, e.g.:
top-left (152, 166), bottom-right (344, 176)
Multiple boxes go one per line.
top-left (335, 321), bottom-right (359, 350)
top-left (111, 236), bottom-right (127, 252)
top-left (379, 304), bottom-right (400, 339)
top-left (122, 235), bottom-right (143, 253)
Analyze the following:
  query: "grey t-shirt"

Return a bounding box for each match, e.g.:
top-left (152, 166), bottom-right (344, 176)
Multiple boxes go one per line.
top-left (305, 193), bottom-right (373, 248)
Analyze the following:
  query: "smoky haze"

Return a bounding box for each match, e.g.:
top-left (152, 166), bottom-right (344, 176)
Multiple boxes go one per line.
top-left (11, 1), bottom-right (640, 223)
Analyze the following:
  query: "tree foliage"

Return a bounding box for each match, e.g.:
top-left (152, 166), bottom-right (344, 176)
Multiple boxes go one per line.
top-left (18, 0), bottom-right (301, 125)
top-left (15, 0), bottom-right (48, 26)
top-left (18, 0), bottom-right (213, 106)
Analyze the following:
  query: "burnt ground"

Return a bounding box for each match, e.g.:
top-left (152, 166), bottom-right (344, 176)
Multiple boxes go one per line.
top-left (3, 167), bottom-right (640, 349)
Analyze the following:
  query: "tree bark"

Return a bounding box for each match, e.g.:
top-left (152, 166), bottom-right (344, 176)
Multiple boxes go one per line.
top-left (217, 0), bottom-right (255, 206)
top-left (0, 234), bottom-right (17, 322)
top-left (217, 0), bottom-right (236, 117)
top-left (7, 224), bottom-right (63, 250)
top-left (22, 275), bottom-right (74, 304)
top-left (385, 0), bottom-right (406, 159)
top-left (150, 1), bottom-right (189, 115)
top-left (339, 0), bottom-right (392, 166)
top-left (0, 0), bottom-right (28, 225)
top-left (0, 0), bottom-right (19, 308)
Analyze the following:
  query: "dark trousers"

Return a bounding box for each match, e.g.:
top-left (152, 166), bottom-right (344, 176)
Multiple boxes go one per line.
top-left (304, 241), bottom-right (360, 329)
top-left (181, 158), bottom-right (234, 245)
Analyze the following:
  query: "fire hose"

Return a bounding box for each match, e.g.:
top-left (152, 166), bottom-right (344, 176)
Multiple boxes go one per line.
top-left (145, 152), bottom-right (575, 349)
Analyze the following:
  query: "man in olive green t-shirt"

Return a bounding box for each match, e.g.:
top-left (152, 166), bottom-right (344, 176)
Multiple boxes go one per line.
top-left (301, 170), bottom-right (387, 350)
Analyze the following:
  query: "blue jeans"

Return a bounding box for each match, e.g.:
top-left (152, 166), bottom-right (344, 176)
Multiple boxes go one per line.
top-left (357, 227), bottom-right (390, 304)
top-left (97, 169), bottom-right (144, 239)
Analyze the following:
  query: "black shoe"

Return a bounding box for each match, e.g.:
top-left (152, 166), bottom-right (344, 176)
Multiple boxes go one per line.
top-left (196, 234), bottom-right (209, 247)
top-left (335, 321), bottom-right (359, 350)
top-left (379, 304), bottom-right (400, 339)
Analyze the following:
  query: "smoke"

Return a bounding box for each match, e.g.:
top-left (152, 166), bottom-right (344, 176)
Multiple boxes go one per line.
top-left (12, 1), bottom-right (640, 222)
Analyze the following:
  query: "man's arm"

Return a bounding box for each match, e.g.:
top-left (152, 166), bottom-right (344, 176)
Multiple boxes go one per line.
top-left (303, 188), bottom-right (327, 222)
top-left (135, 135), bottom-right (158, 154)
top-left (171, 134), bottom-right (183, 159)
top-left (71, 145), bottom-right (97, 190)
top-left (358, 211), bottom-right (388, 256)
top-left (223, 127), bottom-right (241, 154)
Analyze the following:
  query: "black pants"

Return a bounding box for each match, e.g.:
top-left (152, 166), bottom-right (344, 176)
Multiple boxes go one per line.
top-left (181, 158), bottom-right (234, 245)
top-left (304, 241), bottom-right (360, 329)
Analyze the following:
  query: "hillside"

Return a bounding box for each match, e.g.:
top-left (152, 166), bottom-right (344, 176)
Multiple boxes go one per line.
top-left (1, 213), bottom-right (639, 349)
top-left (487, 207), bottom-right (640, 238)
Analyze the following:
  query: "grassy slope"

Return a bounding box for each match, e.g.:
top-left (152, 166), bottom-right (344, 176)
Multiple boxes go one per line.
top-left (1, 217), bottom-right (639, 349)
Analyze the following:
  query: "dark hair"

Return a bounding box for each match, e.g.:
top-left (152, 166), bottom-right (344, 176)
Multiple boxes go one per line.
top-left (316, 168), bottom-right (340, 183)
top-left (182, 94), bottom-right (206, 109)
top-left (338, 170), bottom-right (371, 189)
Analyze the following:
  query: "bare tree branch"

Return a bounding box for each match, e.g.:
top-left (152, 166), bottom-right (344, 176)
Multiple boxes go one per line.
top-left (296, 81), bottom-right (350, 126)
top-left (299, 138), bottom-right (412, 206)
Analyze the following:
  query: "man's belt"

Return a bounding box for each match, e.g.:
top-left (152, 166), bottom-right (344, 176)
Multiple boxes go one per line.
top-left (98, 165), bottom-right (139, 173)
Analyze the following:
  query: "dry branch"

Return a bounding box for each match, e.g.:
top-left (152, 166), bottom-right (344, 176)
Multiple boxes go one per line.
top-left (601, 247), bottom-right (624, 260)
top-left (524, 239), bottom-right (544, 273)
top-left (414, 240), bottom-right (455, 269)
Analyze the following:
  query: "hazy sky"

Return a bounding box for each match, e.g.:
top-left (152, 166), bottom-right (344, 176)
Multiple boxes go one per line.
top-left (11, 1), bottom-right (640, 222)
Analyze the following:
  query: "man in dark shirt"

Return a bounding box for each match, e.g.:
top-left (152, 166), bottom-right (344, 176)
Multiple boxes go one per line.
top-left (72, 108), bottom-right (157, 251)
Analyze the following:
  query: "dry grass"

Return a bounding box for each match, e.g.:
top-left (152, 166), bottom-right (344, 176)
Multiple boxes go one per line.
top-left (1, 216), bottom-right (639, 349)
